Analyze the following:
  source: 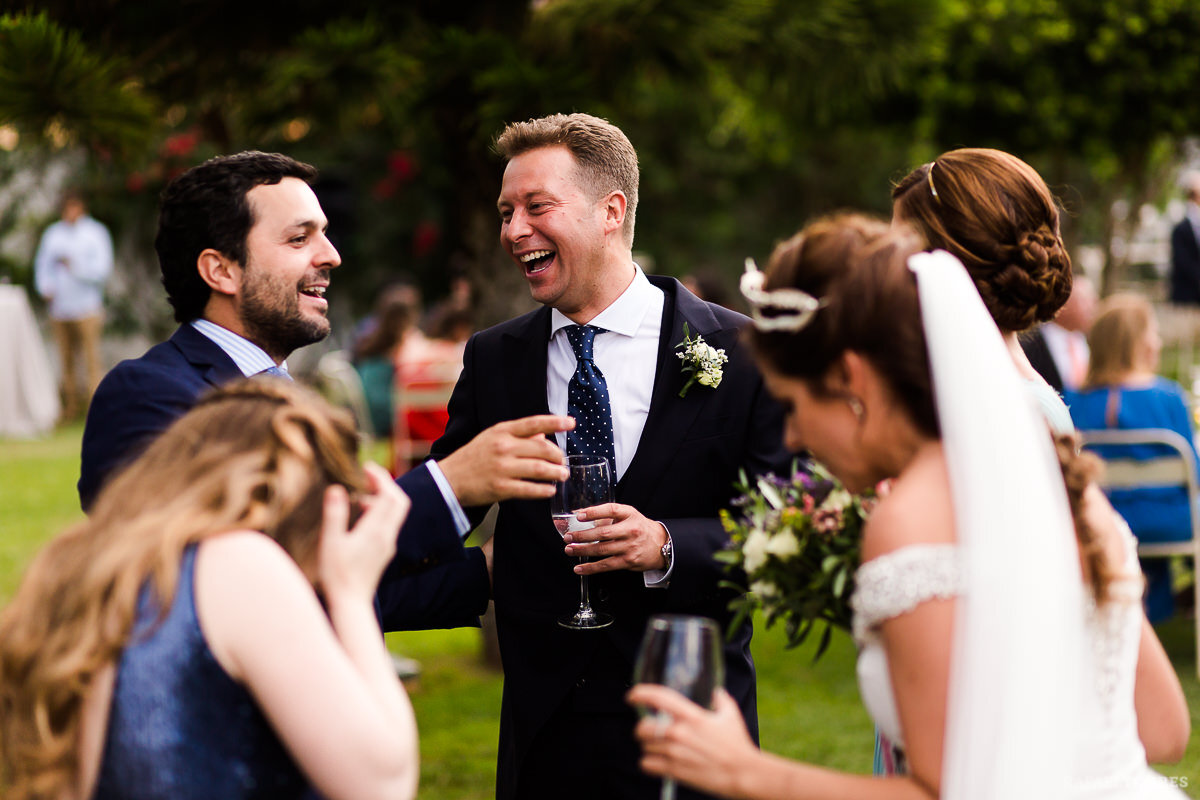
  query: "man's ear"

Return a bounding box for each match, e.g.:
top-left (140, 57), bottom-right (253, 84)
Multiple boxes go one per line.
top-left (601, 191), bottom-right (627, 235)
top-left (196, 249), bottom-right (242, 297)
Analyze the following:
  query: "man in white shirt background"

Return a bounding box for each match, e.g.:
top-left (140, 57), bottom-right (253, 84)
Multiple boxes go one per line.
top-left (1040, 272), bottom-right (1098, 391)
top-left (34, 189), bottom-right (114, 420)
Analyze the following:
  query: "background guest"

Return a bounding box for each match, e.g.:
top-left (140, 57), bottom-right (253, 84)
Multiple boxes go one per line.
top-left (1170, 172), bottom-right (1200, 307)
top-left (351, 284), bottom-right (420, 443)
top-left (1024, 272), bottom-right (1098, 393)
top-left (33, 189), bottom-right (114, 421)
top-left (0, 380), bottom-right (418, 800)
top-left (1066, 293), bottom-right (1200, 622)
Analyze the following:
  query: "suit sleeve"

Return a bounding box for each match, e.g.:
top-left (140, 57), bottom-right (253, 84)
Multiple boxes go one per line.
top-left (376, 337), bottom-right (493, 630)
top-left (79, 361), bottom-right (202, 511)
top-left (377, 547), bottom-right (490, 631)
top-left (659, 350), bottom-right (792, 607)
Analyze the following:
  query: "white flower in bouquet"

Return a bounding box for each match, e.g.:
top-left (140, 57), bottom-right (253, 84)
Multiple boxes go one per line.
top-left (742, 528), bottom-right (770, 573)
top-left (764, 529), bottom-right (800, 560)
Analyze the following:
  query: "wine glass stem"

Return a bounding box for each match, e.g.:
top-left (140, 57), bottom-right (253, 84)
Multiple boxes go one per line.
top-left (578, 557), bottom-right (593, 612)
top-left (661, 778), bottom-right (676, 800)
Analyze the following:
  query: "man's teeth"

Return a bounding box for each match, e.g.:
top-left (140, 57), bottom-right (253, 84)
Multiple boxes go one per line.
top-left (520, 250), bottom-right (552, 263)
top-left (301, 286), bottom-right (326, 297)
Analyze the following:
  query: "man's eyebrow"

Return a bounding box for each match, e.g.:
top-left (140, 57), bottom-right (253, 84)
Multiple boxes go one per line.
top-left (286, 218), bottom-right (327, 231)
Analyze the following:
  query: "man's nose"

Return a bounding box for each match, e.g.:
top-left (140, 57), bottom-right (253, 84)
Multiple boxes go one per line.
top-left (504, 208), bottom-right (531, 242)
top-left (318, 233), bottom-right (341, 269)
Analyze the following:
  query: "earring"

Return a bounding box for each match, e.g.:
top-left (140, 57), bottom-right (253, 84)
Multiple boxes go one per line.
top-left (847, 397), bottom-right (864, 422)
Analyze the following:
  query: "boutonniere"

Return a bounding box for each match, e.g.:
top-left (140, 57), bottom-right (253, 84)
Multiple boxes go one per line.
top-left (675, 323), bottom-right (728, 398)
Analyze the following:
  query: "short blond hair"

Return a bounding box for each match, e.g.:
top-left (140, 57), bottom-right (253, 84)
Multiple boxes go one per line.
top-left (1083, 293), bottom-right (1155, 388)
top-left (496, 113), bottom-right (639, 246)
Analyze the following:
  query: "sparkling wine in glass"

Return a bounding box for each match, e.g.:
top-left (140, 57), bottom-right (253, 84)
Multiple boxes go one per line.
top-left (632, 614), bottom-right (725, 800)
top-left (553, 455), bottom-right (614, 630)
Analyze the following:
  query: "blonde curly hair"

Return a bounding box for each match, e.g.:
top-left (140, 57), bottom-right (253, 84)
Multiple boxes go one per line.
top-left (0, 379), bottom-right (366, 799)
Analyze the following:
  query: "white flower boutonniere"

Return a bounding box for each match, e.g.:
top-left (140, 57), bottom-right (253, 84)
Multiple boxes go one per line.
top-left (675, 323), bottom-right (728, 398)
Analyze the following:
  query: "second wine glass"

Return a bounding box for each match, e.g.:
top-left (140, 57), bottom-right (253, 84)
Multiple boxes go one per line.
top-left (632, 614), bottom-right (725, 800)
top-left (551, 454), bottom-right (614, 630)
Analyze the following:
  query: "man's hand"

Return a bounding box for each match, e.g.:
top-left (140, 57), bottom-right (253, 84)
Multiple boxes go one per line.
top-left (563, 503), bottom-right (669, 574)
top-left (437, 415), bottom-right (573, 506)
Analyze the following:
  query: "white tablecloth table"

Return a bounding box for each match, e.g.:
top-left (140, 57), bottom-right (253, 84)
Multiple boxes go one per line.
top-left (0, 284), bottom-right (59, 437)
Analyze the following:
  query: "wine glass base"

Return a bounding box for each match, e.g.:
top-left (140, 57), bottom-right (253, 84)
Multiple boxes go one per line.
top-left (557, 611), bottom-right (614, 630)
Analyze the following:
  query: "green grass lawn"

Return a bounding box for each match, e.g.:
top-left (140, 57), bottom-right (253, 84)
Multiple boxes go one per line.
top-left (4, 424), bottom-right (1200, 798)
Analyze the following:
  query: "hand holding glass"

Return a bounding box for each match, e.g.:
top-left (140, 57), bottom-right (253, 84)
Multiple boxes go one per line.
top-left (632, 614), bottom-right (725, 800)
top-left (551, 455), bottom-right (614, 630)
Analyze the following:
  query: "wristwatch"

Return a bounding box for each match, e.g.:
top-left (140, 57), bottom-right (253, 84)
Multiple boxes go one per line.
top-left (660, 536), bottom-right (673, 567)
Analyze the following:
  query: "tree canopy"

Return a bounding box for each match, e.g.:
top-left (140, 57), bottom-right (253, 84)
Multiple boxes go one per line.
top-left (2, 1), bottom-right (1199, 326)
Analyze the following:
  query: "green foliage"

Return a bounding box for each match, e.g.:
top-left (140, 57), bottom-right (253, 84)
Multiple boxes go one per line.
top-left (0, 13), bottom-right (157, 157)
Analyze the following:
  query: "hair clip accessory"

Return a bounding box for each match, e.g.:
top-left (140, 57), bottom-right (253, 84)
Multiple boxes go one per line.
top-left (739, 258), bottom-right (824, 332)
top-left (927, 161), bottom-right (940, 200)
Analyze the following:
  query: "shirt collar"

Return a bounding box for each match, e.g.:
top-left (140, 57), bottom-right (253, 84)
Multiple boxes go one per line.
top-left (190, 318), bottom-right (286, 377)
top-left (549, 264), bottom-right (657, 339)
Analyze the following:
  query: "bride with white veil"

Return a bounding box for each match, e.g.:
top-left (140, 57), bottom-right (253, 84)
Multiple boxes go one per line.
top-left (628, 214), bottom-right (1189, 799)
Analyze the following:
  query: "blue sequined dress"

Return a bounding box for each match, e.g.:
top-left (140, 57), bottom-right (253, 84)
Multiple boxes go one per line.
top-left (93, 544), bottom-right (310, 799)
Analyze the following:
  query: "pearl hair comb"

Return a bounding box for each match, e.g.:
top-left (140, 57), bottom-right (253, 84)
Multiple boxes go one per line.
top-left (739, 258), bottom-right (825, 332)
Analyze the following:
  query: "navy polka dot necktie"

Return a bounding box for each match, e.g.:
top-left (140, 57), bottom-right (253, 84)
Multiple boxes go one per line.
top-left (258, 366), bottom-right (292, 381)
top-left (565, 325), bottom-right (616, 474)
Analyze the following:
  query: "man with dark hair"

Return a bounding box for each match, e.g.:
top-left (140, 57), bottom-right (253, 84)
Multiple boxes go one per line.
top-left (434, 113), bottom-right (790, 799)
top-left (82, 151), bottom-right (570, 630)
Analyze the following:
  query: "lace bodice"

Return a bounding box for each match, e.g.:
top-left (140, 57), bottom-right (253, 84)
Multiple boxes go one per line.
top-left (850, 531), bottom-right (1182, 798)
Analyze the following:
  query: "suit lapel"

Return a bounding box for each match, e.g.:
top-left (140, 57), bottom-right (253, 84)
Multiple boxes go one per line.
top-left (501, 308), bottom-right (553, 420)
top-left (617, 277), bottom-right (719, 503)
top-left (170, 324), bottom-right (244, 386)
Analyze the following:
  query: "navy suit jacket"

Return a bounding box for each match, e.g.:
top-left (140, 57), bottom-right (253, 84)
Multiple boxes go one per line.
top-left (432, 277), bottom-right (791, 800)
top-left (80, 324), bottom-right (488, 630)
top-left (1170, 217), bottom-right (1200, 306)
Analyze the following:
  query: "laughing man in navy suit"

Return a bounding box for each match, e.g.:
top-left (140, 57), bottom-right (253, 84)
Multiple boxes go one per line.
top-left (80, 151), bottom-right (572, 630)
top-left (432, 114), bottom-right (791, 800)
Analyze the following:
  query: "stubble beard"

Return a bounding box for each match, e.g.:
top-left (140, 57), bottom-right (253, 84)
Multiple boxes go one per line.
top-left (240, 269), bottom-right (330, 361)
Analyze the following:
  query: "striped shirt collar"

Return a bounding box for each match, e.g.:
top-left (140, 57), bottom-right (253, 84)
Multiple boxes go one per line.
top-left (189, 318), bottom-right (287, 377)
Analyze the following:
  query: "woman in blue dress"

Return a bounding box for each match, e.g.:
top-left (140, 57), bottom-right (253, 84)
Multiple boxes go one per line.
top-left (1066, 293), bottom-right (1200, 622)
top-left (0, 379), bottom-right (418, 800)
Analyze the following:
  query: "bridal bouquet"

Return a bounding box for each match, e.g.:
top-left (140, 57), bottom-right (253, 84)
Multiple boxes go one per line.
top-left (717, 463), bottom-right (876, 659)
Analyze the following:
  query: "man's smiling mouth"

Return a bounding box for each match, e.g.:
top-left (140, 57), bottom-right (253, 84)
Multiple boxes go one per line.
top-left (520, 250), bottom-right (555, 274)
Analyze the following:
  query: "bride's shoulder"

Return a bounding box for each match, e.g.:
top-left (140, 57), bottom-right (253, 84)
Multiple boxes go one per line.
top-left (861, 444), bottom-right (955, 563)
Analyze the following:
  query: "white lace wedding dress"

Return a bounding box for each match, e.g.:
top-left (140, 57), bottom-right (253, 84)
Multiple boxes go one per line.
top-left (851, 528), bottom-right (1187, 799)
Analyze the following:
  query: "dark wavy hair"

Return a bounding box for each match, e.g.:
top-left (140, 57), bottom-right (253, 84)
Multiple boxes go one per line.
top-left (749, 213), bottom-right (938, 438)
top-left (156, 151), bottom-right (318, 323)
top-left (750, 212), bottom-right (1115, 605)
top-left (892, 148), bottom-right (1072, 333)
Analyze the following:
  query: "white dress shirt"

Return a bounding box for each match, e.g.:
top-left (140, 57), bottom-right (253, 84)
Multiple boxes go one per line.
top-left (547, 266), bottom-right (663, 481)
top-left (33, 215), bottom-right (114, 320)
top-left (1040, 321), bottom-right (1089, 391)
top-left (547, 266), bottom-right (672, 584)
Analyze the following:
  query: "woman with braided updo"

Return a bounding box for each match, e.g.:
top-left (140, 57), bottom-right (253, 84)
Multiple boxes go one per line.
top-left (0, 380), bottom-right (418, 800)
top-left (892, 148), bottom-right (1075, 434)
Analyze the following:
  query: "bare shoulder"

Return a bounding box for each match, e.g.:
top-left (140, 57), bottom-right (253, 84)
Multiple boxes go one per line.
top-left (198, 530), bottom-right (306, 583)
top-left (861, 443), bottom-right (955, 563)
top-left (195, 531), bottom-right (317, 681)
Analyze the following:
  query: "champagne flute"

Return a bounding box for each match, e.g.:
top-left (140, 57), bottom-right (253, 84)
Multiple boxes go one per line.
top-left (632, 614), bottom-right (725, 800)
top-left (551, 454), bottom-right (614, 630)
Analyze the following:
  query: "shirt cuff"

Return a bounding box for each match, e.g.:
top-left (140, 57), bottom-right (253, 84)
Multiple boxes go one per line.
top-left (643, 523), bottom-right (673, 588)
top-left (425, 460), bottom-right (471, 539)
